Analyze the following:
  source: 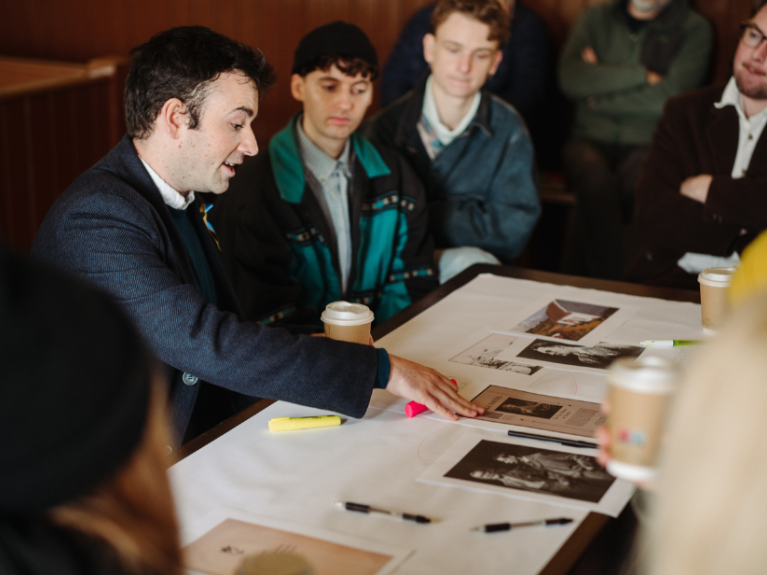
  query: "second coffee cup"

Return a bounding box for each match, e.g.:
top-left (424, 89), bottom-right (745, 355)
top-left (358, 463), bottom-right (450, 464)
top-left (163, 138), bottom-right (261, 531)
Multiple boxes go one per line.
top-left (698, 266), bottom-right (737, 334)
top-left (321, 301), bottom-right (374, 345)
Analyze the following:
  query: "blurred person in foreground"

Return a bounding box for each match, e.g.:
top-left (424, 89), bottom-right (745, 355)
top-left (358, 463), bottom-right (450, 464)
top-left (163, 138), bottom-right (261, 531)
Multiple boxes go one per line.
top-left (644, 290), bottom-right (767, 574)
top-left (596, 292), bottom-right (767, 573)
top-left (0, 246), bottom-right (181, 575)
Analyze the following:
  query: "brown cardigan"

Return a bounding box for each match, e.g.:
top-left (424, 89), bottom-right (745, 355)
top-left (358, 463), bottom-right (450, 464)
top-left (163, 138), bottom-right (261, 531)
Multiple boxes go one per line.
top-left (624, 84), bottom-right (767, 290)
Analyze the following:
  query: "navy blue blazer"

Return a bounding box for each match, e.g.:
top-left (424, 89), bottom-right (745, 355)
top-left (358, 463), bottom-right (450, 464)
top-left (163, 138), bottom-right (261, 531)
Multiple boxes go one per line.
top-left (32, 136), bottom-right (379, 444)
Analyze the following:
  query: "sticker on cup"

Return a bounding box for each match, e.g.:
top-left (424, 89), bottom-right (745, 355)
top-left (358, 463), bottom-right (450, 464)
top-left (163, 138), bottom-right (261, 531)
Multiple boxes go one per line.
top-left (320, 301), bottom-right (374, 345)
top-left (698, 266), bottom-right (737, 335)
top-left (606, 356), bottom-right (678, 483)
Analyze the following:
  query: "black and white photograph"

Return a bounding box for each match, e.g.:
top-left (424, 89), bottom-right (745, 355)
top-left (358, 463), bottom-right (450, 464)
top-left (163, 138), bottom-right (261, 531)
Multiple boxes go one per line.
top-left (515, 339), bottom-right (644, 370)
top-left (444, 440), bottom-right (615, 503)
top-left (450, 334), bottom-right (543, 375)
top-left (495, 398), bottom-right (563, 419)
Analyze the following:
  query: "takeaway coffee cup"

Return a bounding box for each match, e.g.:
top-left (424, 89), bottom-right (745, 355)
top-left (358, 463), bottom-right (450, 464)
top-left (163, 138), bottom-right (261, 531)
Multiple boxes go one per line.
top-left (606, 356), bottom-right (678, 483)
top-left (320, 301), bottom-right (374, 345)
top-left (698, 266), bottom-right (737, 335)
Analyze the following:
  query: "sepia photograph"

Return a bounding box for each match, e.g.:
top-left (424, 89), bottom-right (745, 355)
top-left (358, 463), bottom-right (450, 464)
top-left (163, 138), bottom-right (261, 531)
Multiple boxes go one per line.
top-left (444, 440), bottom-right (615, 503)
top-left (471, 386), bottom-right (604, 437)
top-left (184, 518), bottom-right (394, 575)
top-left (509, 299), bottom-right (619, 342)
top-left (450, 333), bottom-right (543, 375)
top-left (515, 339), bottom-right (644, 370)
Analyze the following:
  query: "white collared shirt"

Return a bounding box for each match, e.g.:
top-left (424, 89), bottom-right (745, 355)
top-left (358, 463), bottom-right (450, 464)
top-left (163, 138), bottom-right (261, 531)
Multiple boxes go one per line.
top-left (714, 76), bottom-right (767, 179)
top-left (139, 157), bottom-right (195, 210)
top-left (295, 118), bottom-right (353, 292)
top-left (420, 75), bottom-right (481, 148)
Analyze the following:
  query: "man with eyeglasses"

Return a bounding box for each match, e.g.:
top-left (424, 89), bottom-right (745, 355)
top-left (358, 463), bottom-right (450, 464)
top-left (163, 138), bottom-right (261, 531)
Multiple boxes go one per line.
top-left (625, 0), bottom-right (767, 290)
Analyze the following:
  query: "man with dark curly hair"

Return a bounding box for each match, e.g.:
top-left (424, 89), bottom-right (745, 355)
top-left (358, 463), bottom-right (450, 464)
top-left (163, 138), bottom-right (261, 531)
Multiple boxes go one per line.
top-left (33, 26), bottom-right (481, 446)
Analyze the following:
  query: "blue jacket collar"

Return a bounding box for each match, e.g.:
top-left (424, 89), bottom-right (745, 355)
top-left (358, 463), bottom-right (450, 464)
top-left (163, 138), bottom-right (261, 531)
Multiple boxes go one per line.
top-left (394, 77), bottom-right (493, 149)
top-left (270, 114), bottom-right (391, 204)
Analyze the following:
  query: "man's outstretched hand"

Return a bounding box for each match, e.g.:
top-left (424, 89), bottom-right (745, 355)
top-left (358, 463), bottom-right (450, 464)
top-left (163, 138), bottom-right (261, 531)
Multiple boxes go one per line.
top-left (386, 355), bottom-right (484, 420)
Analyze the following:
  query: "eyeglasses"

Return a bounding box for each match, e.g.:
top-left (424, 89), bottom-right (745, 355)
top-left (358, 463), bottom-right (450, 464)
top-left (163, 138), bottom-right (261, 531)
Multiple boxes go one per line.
top-left (741, 22), bottom-right (767, 48)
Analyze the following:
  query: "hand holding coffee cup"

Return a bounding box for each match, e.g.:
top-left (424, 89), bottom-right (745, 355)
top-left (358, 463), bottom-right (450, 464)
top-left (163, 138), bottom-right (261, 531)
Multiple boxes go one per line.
top-left (605, 356), bottom-right (678, 484)
top-left (320, 301), bottom-right (374, 345)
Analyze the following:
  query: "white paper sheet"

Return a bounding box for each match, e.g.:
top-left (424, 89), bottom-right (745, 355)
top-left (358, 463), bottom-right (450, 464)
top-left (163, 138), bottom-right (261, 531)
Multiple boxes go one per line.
top-left (417, 430), bottom-right (634, 517)
top-left (376, 275), bottom-right (701, 374)
top-left (171, 398), bottom-right (592, 575)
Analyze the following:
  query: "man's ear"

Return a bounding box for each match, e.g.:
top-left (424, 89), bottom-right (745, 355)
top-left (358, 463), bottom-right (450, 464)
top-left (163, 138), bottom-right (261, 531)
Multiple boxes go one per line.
top-left (489, 49), bottom-right (503, 77)
top-left (155, 98), bottom-right (187, 139)
top-left (423, 33), bottom-right (436, 65)
top-left (290, 74), bottom-right (305, 102)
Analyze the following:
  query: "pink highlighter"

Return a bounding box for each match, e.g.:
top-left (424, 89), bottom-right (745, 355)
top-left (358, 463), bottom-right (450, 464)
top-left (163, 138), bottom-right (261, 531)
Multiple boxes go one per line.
top-left (405, 379), bottom-right (458, 418)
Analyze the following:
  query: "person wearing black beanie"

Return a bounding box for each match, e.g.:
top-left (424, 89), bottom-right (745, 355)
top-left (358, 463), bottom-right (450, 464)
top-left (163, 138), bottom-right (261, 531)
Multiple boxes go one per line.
top-left (0, 245), bottom-right (181, 575)
top-left (211, 21), bottom-right (439, 335)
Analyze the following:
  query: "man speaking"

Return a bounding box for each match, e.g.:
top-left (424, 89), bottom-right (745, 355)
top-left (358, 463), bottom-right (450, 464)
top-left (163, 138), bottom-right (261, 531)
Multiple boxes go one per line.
top-left (32, 26), bottom-right (480, 445)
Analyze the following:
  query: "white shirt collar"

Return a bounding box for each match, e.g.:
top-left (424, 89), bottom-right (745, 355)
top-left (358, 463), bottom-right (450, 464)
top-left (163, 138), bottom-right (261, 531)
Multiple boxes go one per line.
top-left (715, 76), bottom-right (767, 122)
top-left (139, 157), bottom-right (195, 210)
top-left (715, 77), bottom-right (744, 114)
top-left (422, 75), bottom-right (481, 146)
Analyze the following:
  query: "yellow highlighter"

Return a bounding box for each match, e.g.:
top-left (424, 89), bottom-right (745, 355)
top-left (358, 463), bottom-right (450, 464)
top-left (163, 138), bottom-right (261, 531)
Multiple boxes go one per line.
top-left (268, 415), bottom-right (342, 432)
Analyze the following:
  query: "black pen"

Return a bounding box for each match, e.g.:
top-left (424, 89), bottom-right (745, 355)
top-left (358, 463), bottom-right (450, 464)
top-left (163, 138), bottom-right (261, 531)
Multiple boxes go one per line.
top-left (333, 501), bottom-right (432, 523)
top-left (507, 430), bottom-right (597, 449)
top-left (471, 518), bottom-right (574, 533)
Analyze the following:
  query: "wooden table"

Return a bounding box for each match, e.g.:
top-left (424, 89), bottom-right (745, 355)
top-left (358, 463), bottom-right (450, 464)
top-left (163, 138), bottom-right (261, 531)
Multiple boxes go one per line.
top-left (174, 265), bottom-right (699, 574)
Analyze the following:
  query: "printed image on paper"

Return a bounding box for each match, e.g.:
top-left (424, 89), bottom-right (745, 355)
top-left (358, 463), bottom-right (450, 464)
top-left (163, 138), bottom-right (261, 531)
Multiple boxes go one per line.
top-left (509, 299), bottom-right (619, 342)
top-left (471, 386), bottom-right (604, 437)
top-left (449, 333), bottom-right (543, 375)
top-left (183, 518), bottom-right (393, 575)
top-left (444, 440), bottom-right (615, 504)
top-left (516, 339), bottom-right (644, 371)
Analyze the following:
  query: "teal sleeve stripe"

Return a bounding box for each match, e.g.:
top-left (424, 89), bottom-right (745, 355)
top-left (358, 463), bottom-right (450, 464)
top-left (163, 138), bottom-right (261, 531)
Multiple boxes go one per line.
top-left (376, 348), bottom-right (391, 388)
top-left (352, 133), bottom-right (391, 178)
top-left (270, 115), bottom-right (306, 203)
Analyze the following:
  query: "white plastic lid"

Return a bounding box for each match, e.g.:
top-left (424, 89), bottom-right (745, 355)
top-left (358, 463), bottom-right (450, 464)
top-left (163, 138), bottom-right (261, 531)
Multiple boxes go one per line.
top-left (320, 301), bottom-right (374, 326)
top-left (606, 460), bottom-right (657, 483)
top-left (698, 266), bottom-right (737, 287)
top-left (608, 356), bottom-right (678, 394)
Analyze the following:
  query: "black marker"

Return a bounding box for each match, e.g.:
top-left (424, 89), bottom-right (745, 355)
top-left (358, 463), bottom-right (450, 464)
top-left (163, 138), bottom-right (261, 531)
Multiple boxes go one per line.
top-left (507, 430), bottom-right (597, 449)
top-left (471, 518), bottom-right (573, 533)
top-left (333, 501), bottom-right (432, 523)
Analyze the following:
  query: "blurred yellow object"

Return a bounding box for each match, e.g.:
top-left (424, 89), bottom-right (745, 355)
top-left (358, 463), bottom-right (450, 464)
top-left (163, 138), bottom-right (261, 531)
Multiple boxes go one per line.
top-left (729, 232), bottom-right (767, 309)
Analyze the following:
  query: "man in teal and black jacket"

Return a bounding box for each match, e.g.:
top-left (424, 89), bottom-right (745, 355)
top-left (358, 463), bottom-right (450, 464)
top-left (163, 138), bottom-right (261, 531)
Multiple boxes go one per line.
top-left (211, 22), bottom-right (437, 329)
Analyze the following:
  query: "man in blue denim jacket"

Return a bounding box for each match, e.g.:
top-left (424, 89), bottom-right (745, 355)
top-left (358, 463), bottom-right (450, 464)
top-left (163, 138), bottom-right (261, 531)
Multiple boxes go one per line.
top-left (365, 0), bottom-right (540, 282)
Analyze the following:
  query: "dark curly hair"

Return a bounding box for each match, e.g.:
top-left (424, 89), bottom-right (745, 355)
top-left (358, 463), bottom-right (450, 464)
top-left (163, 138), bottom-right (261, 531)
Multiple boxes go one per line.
top-left (125, 26), bottom-right (276, 139)
top-left (295, 55), bottom-right (379, 80)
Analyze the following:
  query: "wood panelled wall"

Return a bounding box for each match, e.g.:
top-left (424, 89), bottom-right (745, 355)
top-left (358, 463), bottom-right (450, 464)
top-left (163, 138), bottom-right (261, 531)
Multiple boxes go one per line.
top-left (0, 0), bottom-right (753, 144)
top-left (0, 70), bottom-right (126, 249)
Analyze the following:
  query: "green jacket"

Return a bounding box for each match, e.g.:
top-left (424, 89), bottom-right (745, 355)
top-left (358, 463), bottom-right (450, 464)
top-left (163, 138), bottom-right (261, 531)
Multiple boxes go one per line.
top-left (210, 116), bottom-right (437, 328)
top-left (559, 0), bottom-right (712, 145)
